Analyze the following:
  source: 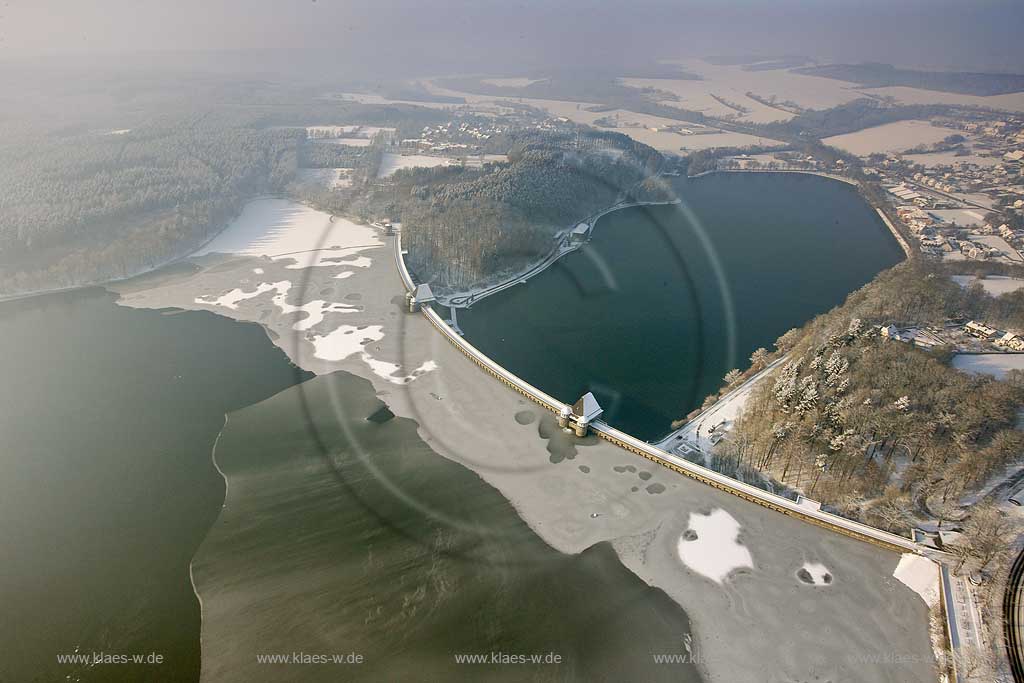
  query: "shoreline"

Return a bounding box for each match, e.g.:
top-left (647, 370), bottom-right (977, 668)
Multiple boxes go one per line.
top-left (437, 198), bottom-right (683, 309)
top-left (0, 194), bottom-right (288, 305)
top-left (687, 167), bottom-right (859, 186)
top-left (689, 169), bottom-right (915, 258)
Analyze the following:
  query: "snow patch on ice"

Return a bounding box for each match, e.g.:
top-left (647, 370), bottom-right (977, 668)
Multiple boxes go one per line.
top-left (799, 562), bottom-right (833, 586)
top-left (194, 279), bottom-right (357, 329)
top-left (894, 554), bottom-right (940, 607)
top-left (310, 325), bottom-right (385, 362)
top-left (361, 355), bottom-right (438, 384)
top-left (676, 508), bottom-right (753, 584)
top-left (195, 282), bottom-right (284, 310)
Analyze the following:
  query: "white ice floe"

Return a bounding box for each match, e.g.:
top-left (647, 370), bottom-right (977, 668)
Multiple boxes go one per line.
top-left (361, 355), bottom-right (438, 385)
top-left (253, 267), bottom-right (264, 274)
top-left (799, 561), bottom-right (833, 586)
top-left (283, 300), bottom-right (359, 331)
top-left (194, 198), bottom-right (382, 269)
top-left (194, 279), bottom-right (357, 330)
top-left (893, 554), bottom-right (940, 607)
top-left (676, 508), bottom-right (753, 584)
top-left (310, 325), bottom-right (385, 362)
top-left (195, 282), bottom-right (284, 310)
top-left (325, 256), bottom-right (372, 269)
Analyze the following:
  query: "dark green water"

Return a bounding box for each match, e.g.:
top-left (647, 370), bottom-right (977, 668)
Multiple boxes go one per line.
top-left (0, 289), bottom-right (309, 682)
top-left (2, 289), bottom-right (701, 682)
top-left (459, 173), bottom-right (904, 441)
top-left (194, 371), bottom-right (700, 682)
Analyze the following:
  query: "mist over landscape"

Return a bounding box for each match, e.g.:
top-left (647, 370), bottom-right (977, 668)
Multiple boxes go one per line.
top-left (3, 2), bottom-right (1024, 683)
top-left (3, 0), bottom-right (1024, 75)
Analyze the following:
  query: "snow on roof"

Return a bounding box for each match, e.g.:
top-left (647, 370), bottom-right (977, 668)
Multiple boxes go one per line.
top-left (413, 283), bottom-right (435, 303)
top-left (573, 392), bottom-right (603, 421)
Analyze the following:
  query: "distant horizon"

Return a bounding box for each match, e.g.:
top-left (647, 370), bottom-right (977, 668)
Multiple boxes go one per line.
top-left (2, 0), bottom-right (1023, 76)
top-left (1, 48), bottom-right (1023, 83)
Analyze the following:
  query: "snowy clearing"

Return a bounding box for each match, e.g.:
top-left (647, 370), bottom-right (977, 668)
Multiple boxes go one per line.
top-left (951, 274), bottom-right (1024, 296)
top-left (952, 353), bottom-right (1024, 380)
top-left (377, 153), bottom-right (456, 178)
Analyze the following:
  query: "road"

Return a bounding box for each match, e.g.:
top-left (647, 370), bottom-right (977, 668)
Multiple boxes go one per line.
top-left (654, 356), bottom-right (788, 455)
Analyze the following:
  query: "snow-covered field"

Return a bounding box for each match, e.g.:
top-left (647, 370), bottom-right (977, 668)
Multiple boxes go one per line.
top-left (296, 167), bottom-right (353, 189)
top-left (481, 77), bottom-right (548, 88)
top-left (952, 353), bottom-right (1024, 380)
top-left (903, 149), bottom-right (1001, 168)
top-left (195, 198), bottom-right (382, 268)
top-left (674, 59), bottom-right (864, 111)
top-left (621, 76), bottom-right (796, 123)
top-left (316, 137), bottom-right (373, 147)
top-left (306, 125), bottom-right (394, 141)
top-left (929, 209), bottom-right (988, 227)
top-left (422, 80), bottom-right (783, 152)
top-left (676, 508), bottom-right (753, 584)
top-left (951, 274), bottom-right (1024, 296)
top-left (865, 86), bottom-right (1024, 113)
top-left (306, 125), bottom-right (359, 137)
top-left (377, 153), bottom-right (456, 178)
top-left (823, 120), bottom-right (951, 156)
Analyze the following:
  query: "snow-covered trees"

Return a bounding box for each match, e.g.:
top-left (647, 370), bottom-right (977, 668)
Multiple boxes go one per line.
top-left (727, 305), bottom-right (1024, 533)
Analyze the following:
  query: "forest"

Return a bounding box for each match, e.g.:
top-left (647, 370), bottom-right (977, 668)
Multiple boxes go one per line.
top-left (378, 130), bottom-right (667, 291)
top-left (695, 261), bottom-right (1024, 549)
top-left (0, 70), bottom-right (448, 296)
top-left (0, 121), bottom-right (300, 294)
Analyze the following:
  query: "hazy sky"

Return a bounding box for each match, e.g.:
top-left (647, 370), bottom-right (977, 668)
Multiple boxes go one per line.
top-left (2, 0), bottom-right (1022, 75)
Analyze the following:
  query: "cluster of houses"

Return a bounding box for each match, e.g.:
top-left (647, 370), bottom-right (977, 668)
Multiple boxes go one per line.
top-left (964, 320), bottom-right (1024, 351)
top-left (863, 115), bottom-right (1024, 260)
top-left (880, 319), bottom-right (1024, 353)
top-left (892, 205), bottom-right (1012, 260)
top-left (400, 117), bottom-right (512, 155)
top-left (879, 324), bottom-right (946, 350)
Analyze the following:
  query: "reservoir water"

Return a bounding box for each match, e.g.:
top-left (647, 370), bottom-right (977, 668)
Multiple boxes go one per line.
top-left (2, 288), bottom-right (700, 682)
top-left (0, 289), bottom-right (309, 682)
top-left (459, 173), bottom-right (905, 440)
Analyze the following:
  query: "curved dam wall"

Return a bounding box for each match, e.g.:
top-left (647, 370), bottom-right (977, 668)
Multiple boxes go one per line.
top-left (394, 232), bottom-right (918, 554)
